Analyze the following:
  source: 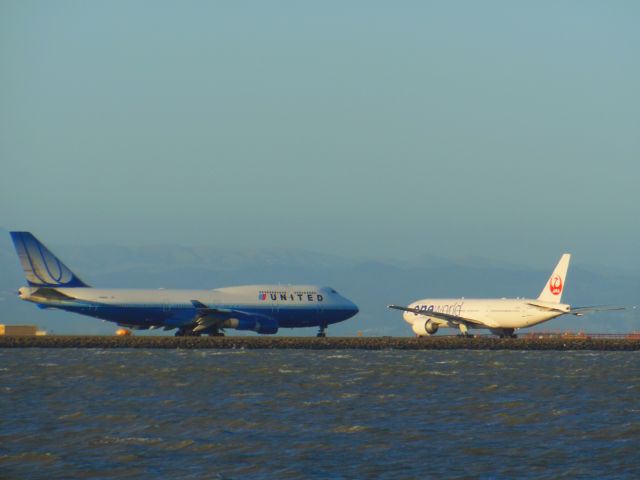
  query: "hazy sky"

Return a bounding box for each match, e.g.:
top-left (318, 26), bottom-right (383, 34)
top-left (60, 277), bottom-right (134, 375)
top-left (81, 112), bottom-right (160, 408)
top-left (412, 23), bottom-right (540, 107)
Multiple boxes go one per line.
top-left (2, 1), bottom-right (639, 269)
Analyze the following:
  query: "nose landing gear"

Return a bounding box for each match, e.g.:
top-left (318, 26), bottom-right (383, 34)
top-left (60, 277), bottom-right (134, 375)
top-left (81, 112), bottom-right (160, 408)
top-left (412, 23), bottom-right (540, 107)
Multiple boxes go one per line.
top-left (317, 324), bottom-right (327, 338)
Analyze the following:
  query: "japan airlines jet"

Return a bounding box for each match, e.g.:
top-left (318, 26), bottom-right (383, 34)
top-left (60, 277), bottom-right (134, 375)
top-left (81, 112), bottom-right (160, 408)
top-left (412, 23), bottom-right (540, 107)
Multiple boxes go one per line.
top-left (11, 232), bottom-right (358, 337)
top-left (389, 254), bottom-right (623, 338)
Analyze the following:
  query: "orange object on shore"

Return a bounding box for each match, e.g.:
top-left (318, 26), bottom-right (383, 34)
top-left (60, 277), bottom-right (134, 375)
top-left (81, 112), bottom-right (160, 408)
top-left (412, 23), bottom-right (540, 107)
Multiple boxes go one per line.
top-left (115, 328), bottom-right (132, 337)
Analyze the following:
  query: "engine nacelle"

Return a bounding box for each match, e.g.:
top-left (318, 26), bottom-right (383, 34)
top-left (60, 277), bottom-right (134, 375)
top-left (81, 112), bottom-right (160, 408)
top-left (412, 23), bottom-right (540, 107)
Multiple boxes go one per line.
top-left (222, 317), bottom-right (279, 334)
top-left (255, 318), bottom-right (278, 334)
top-left (412, 319), bottom-right (439, 336)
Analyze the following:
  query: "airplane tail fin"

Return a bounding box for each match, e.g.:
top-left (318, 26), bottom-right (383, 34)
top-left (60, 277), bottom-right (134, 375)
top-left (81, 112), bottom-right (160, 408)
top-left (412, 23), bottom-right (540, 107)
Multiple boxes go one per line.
top-left (537, 253), bottom-right (570, 303)
top-left (10, 232), bottom-right (89, 288)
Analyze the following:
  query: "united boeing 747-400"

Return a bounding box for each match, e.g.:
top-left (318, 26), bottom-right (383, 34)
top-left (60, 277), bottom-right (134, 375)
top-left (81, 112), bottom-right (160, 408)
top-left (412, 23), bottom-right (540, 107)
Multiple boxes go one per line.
top-left (11, 232), bottom-right (358, 337)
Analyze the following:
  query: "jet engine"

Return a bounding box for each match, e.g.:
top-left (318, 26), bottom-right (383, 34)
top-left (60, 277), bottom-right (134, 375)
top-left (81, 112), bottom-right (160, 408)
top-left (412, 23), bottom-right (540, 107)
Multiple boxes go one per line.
top-left (412, 319), bottom-right (439, 336)
top-left (222, 317), bottom-right (279, 334)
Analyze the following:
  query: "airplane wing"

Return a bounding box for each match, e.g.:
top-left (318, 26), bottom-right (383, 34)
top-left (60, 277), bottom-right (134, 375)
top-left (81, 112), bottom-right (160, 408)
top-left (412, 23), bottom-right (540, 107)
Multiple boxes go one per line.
top-left (191, 300), bottom-right (242, 317)
top-left (190, 299), bottom-right (275, 332)
top-left (190, 300), bottom-right (265, 319)
top-left (387, 305), bottom-right (488, 327)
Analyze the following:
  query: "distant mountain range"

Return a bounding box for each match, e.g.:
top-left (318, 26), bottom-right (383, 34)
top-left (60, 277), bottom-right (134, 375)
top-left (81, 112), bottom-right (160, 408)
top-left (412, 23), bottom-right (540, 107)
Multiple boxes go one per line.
top-left (1, 227), bottom-right (638, 335)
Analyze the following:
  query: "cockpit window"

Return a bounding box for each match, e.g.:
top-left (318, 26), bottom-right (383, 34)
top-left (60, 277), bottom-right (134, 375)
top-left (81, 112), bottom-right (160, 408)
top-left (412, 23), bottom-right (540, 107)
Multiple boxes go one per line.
top-left (330, 289), bottom-right (337, 294)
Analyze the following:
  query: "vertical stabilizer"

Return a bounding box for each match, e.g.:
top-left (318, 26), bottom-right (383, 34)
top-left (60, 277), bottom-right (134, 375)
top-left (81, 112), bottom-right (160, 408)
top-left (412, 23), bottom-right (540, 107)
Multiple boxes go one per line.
top-left (10, 232), bottom-right (89, 287)
top-left (537, 253), bottom-right (570, 303)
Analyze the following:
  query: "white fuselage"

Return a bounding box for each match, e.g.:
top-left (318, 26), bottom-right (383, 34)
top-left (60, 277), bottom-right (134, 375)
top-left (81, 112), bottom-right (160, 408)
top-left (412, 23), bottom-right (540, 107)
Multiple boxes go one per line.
top-left (404, 298), bottom-right (571, 331)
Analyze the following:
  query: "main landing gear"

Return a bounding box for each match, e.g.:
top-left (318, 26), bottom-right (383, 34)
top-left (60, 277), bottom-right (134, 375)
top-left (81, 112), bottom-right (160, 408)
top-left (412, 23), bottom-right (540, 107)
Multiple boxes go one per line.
top-left (174, 327), bottom-right (225, 337)
top-left (175, 328), bottom-right (199, 337)
top-left (497, 328), bottom-right (518, 339)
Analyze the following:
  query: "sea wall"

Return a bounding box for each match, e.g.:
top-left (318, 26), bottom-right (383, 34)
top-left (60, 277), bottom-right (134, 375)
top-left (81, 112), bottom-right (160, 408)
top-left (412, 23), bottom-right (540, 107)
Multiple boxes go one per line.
top-left (1, 336), bottom-right (639, 350)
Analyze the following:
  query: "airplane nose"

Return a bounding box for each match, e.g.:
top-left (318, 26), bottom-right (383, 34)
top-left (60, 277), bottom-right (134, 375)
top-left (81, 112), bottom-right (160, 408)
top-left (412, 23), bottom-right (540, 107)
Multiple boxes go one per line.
top-left (347, 300), bottom-right (359, 316)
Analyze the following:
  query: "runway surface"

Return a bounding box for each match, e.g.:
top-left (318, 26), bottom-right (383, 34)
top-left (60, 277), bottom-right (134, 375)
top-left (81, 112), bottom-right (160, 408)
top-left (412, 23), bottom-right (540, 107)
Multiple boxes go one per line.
top-left (1, 335), bottom-right (639, 350)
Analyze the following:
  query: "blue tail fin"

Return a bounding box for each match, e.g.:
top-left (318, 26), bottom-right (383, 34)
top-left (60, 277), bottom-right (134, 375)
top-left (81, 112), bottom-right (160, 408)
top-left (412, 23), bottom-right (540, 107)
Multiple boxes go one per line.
top-left (10, 232), bottom-right (89, 287)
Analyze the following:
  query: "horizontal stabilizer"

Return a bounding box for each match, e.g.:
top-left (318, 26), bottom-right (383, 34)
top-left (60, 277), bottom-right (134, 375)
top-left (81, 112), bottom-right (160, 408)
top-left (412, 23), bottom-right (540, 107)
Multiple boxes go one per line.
top-left (529, 301), bottom-right (624, 316)
top-left (31, 288), bottom-right (78, 302)
top-left (526, 302), bottom-right (570, 314)
top-left (569, 305), bottom-right (626, 316)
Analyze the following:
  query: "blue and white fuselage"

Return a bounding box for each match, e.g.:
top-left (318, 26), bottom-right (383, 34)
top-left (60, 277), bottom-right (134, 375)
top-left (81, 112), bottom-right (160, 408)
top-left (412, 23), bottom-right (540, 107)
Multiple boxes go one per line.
top-left (11, 232), bottom-right (358, 336)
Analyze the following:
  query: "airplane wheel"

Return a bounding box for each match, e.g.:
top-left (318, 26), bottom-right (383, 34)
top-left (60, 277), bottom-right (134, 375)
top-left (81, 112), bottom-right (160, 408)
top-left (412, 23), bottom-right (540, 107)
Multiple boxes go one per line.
top-left (317, 332), bottom-right (326, 338)
top-left (176, 329), bottom-right (200, 337)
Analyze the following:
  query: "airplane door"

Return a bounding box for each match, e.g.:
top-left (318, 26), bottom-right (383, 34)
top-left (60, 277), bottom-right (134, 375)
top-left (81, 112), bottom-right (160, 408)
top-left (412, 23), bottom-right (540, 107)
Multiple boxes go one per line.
top-left (315, 291), bottom-right (322, 324)
top-left (262, 290), bottom-right (279, 316)
top-left (162, 300), bottom-right (171, 312)
top-left (272, 292), bottom-right (278, 315)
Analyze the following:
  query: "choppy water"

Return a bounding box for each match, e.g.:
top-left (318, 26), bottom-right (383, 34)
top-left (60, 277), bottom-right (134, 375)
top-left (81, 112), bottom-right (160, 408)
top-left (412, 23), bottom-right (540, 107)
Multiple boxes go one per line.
top-left (1, 349), bottom-right (639, 479)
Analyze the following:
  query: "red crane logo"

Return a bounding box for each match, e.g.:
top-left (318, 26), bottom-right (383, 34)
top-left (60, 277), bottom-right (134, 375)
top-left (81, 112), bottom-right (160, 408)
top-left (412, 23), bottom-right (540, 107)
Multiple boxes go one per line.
top-left (549, 276), bottom-right (563, 295)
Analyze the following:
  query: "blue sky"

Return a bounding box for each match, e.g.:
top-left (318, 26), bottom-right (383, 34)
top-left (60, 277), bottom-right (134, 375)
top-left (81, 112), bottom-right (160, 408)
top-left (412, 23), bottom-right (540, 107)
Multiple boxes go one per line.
top-left (1, 1), bottom-right (639, 269)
